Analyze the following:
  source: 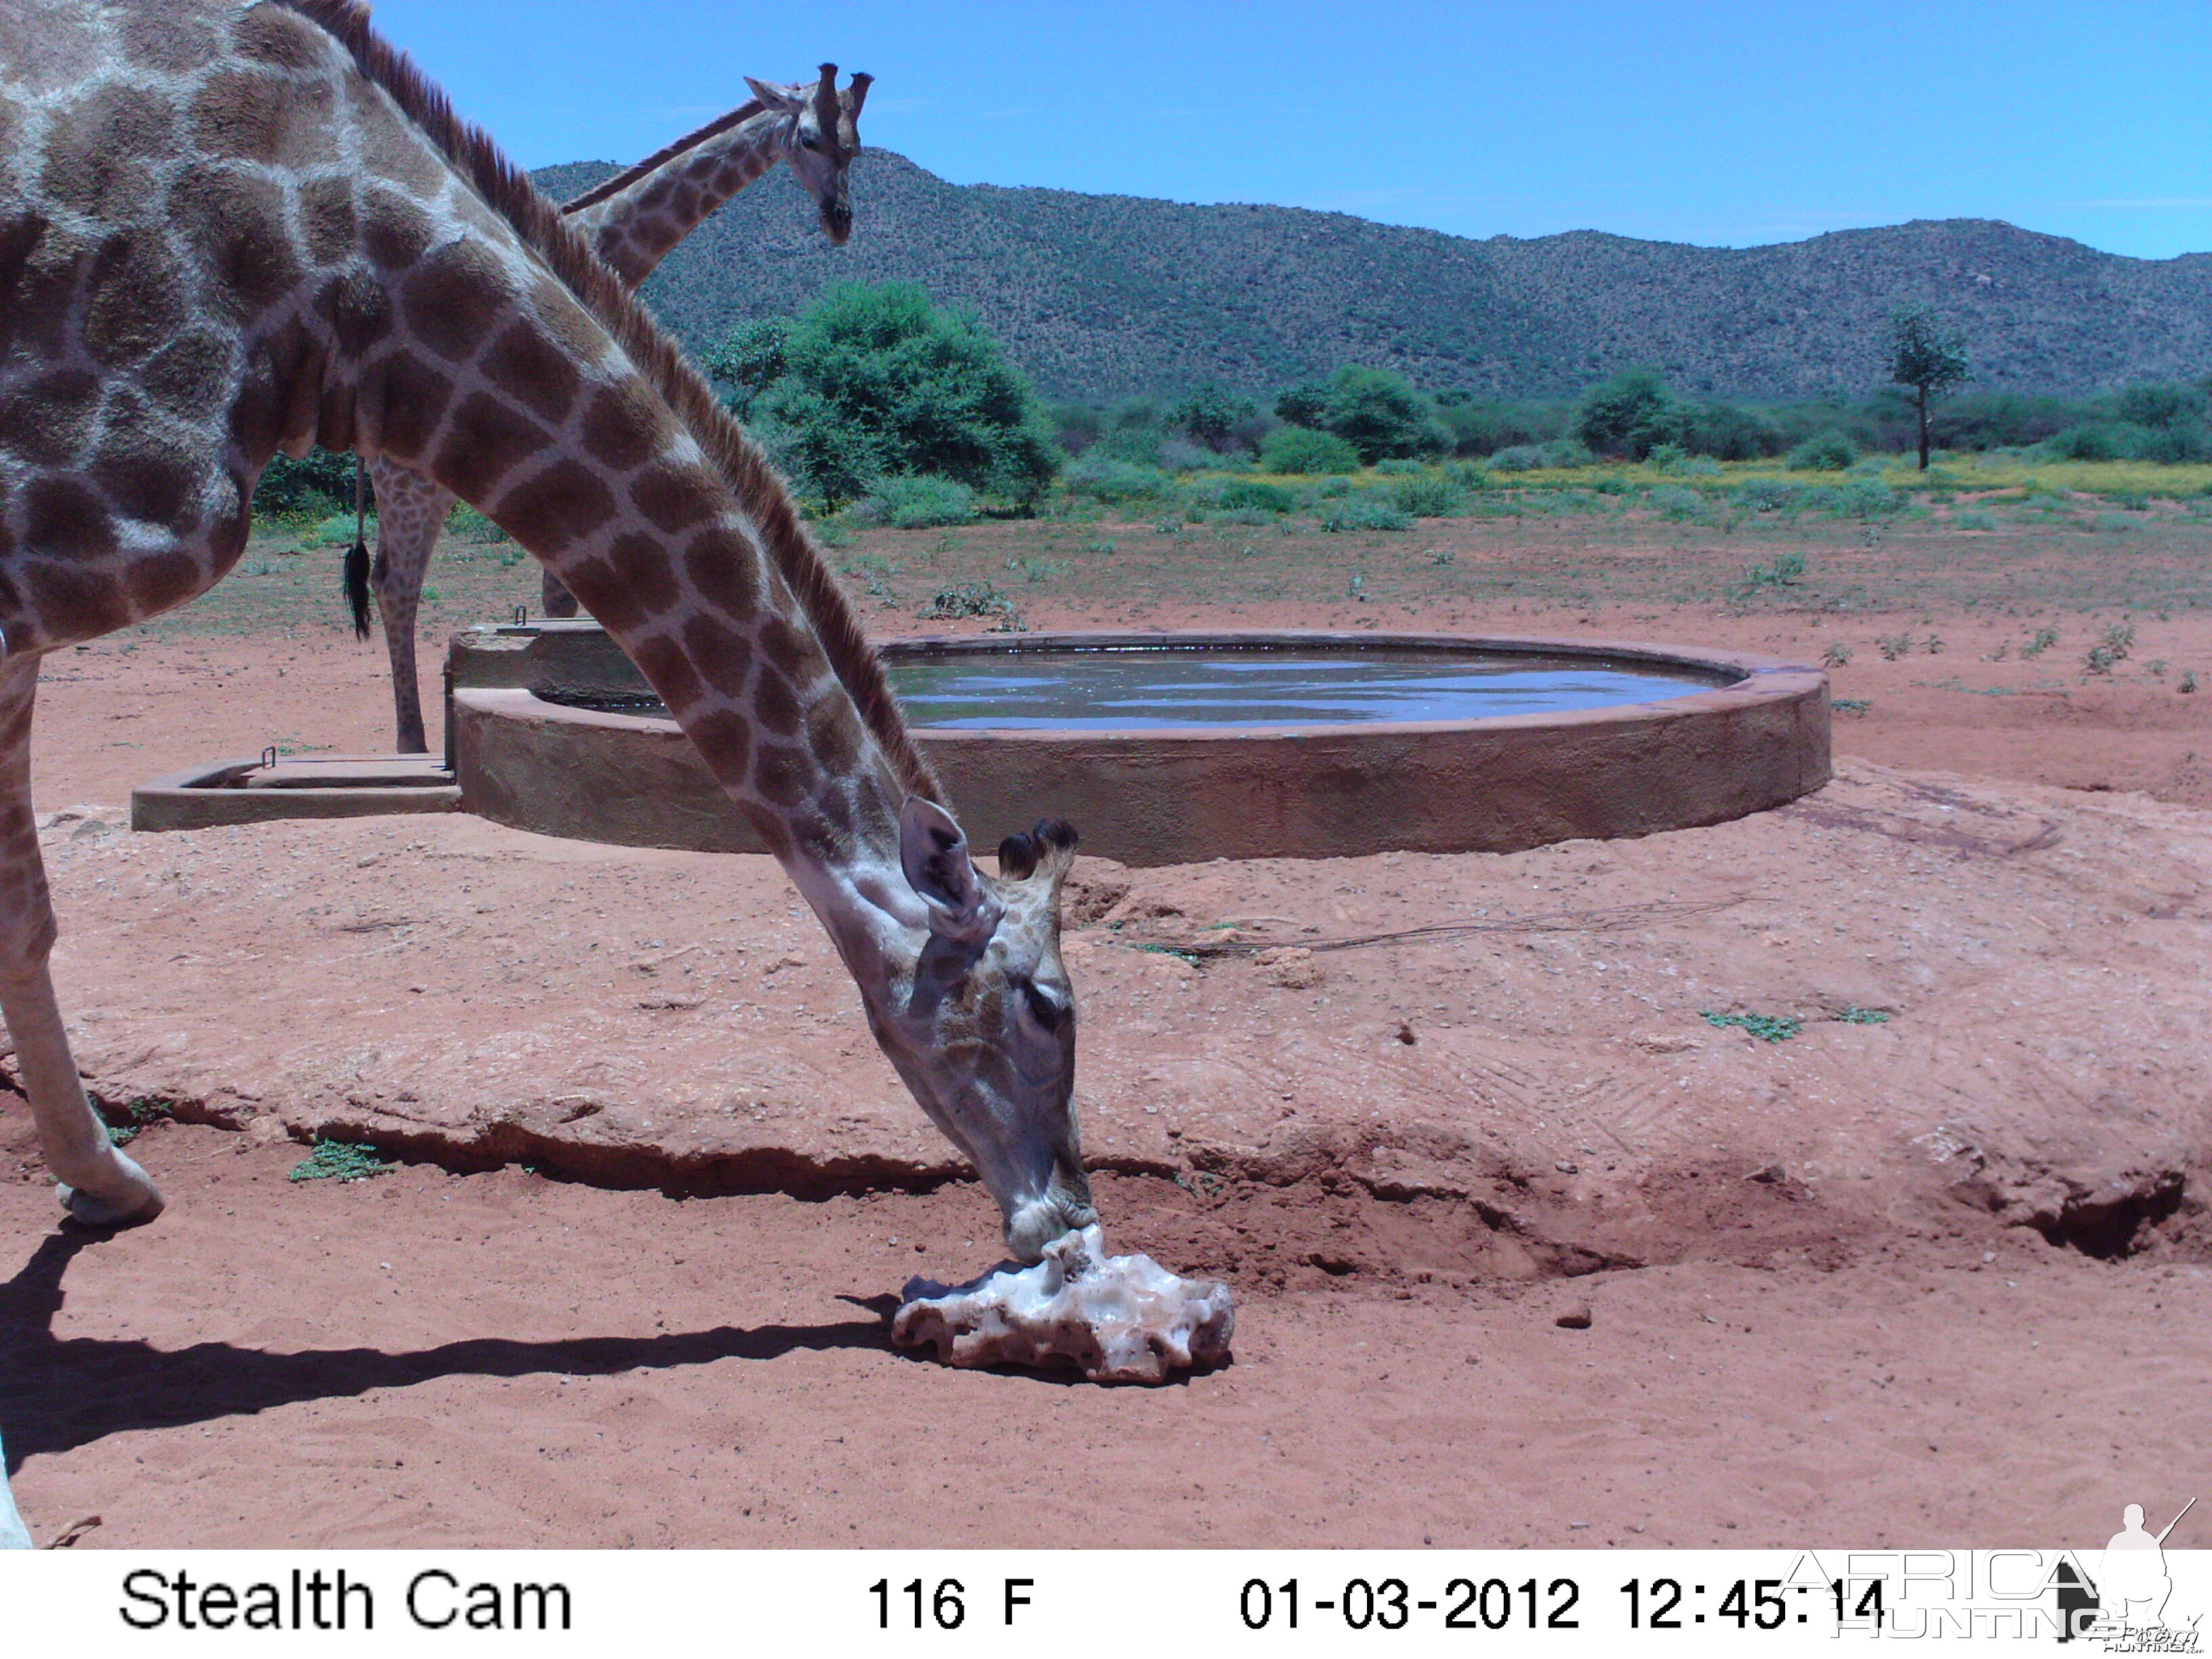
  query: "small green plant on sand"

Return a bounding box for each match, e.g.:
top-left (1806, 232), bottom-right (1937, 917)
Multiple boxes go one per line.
top-left (1704, 1011), bottom-right (1801, 1042)
top-left (1878, 633), bottom-right (1912, 661)
top-left (1822, 642), bottom-right (1851, 668)
top-left (1736, 552), bottom-right (1805, 596)
top-left (1837, 1007), bottom-right (1892, 1025)
top-left (289, 1139), bottom-right (395, 1183)
top-left (2021, 627), bottom-right (2060, 658)
top-left (2083, 623), bottom-right (2135, 675)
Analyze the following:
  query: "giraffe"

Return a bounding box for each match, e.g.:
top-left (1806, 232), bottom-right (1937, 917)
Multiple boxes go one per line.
top-left (0, 0), bottom-right (1095, 1543)
top-left (364, 67), bottom-right (871, 752)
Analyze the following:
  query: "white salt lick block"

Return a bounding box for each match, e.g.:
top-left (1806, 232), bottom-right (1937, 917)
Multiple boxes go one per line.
top-left (893, 1224), bottom-right (1235, 1384)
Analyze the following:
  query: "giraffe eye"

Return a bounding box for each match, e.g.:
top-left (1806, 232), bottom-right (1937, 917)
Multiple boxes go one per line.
top-left (1017, 979), bottom-right (1067, 1033)
top-left (799, 133), bottom-right (822, 151)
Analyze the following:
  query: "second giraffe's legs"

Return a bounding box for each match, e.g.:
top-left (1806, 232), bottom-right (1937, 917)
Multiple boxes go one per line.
top-left (0, 655), bottom-right (162, 1229)
top-left (540, 566), bottom-right (579, 619)
top-left (364, 461), bottom-right (454, 754)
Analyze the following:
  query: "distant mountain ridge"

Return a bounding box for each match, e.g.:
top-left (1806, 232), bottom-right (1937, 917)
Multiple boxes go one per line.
top-left (531, 152), bottom-right (2212, 403)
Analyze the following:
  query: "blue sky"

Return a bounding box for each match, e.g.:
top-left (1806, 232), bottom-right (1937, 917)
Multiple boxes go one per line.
top-left (371, 1), bottom-right (2211, 260)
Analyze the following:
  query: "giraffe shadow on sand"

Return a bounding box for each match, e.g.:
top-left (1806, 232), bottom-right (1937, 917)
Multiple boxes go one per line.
top-left (0, 1231), bottom-right (890, 1473)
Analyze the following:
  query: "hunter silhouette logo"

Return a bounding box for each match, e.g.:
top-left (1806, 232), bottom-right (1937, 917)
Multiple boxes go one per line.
top-left (2060, 1497), bottom-right (2200, 1648)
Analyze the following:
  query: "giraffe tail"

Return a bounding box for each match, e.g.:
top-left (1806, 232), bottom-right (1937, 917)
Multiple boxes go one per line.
top-left (342, 541), bottom-right (372, 640)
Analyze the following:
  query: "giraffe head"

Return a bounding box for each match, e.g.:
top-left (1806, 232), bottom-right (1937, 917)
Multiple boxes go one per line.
top-left (864, 801), bottom-right (1094, 1263)
top-left (743, 64), bottom-right (871, 245)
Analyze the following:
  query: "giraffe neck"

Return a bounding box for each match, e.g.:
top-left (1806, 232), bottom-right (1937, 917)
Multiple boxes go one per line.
top-left (565, 105), bottom-right (793, 287)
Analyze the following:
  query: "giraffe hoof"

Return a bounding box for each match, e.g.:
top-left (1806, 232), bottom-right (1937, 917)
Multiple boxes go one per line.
top-left (56, 1168), bottom-right (165, 1229)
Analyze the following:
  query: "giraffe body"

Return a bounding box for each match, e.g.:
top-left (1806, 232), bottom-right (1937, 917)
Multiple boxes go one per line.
top-left (365, 71), bottom-right (869, 751)
top-left (0, 0), bottom-right (1092, 1542)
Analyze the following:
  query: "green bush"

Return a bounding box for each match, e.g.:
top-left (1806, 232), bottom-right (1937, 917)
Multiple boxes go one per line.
top-left (1062, 455), bottom-right (1170, 502)
top-left (755, 281), bottom-right (1058, 507)
top-left (1389, 474), bottom-right (1466, 516)
top-left (1311, 366), bottom-right (1452, 462)
top-left (1832, 480), bottom-right (1900, 517)
top-left (1216, 479), bottom-right (1298, 514)
top-left (1648, 485), bottom-right (1705, 522)
top-left (1168, 384), bottom-right (1261, 452)
top-left (865, 474), bottom-right (977, 529)
top-left (702, 317), bottom-right (790, 418)
top-left (1734, 478), bottom-right (1805, 510)
top-left (1574, 367), bottom-right (1679, 459)
top-left (1680, 400), bottom-right (1784, 460)
top-left (1158, 437), bottom-right (1237, 472)
top-left (1317, 495), bottom-right (1412, 532)
top-left (253, 448), bottom-right (361, 518)
top-left (1951, 508), bottom-right (1999, 530)
top-left (1486, 445), bottom-right (1545, 472)
top-left (304, 511), bottom-right (375, 548)
top-left (1261, 426), bottom-right (1361, 474)
top-left (445, 504), bottom-right (509, 543)
top-left (1786, 431), bottom-right (1858, 471)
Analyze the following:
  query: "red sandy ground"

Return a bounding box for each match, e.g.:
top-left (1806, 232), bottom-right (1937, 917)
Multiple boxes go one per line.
top-left (3, 518), bottom-right (2209, 1548)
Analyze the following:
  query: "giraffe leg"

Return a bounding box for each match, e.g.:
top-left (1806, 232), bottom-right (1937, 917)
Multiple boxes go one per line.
top-left (540, 567), bottom-right (579, 619)
top-left (366, 461), bottom-right (451, 754)
top-left (0, 657), bottom-right (162, 1229)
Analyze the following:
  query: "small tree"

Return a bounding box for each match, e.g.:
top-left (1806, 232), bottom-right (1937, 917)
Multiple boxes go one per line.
top-left (703, 318), bottom-right (790, 418)
top-left (1317, 366), bottom-right (1450, 462)
top-left (1887, 306), bottom-right (1969, 470)
top-left (1168, 383), bottom-right (1259, 453)
top-left (1574, 367), bottom-right (1677, 459)
top-left (754, 282), bottom-right (1058, 506)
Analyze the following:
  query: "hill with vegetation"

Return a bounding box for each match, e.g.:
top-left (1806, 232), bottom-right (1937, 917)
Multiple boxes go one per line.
top-left (530, 153), bottom-right (2212, 403)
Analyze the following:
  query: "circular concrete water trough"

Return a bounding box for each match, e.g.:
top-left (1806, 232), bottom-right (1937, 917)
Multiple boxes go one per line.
top-left (448, 623), bottom-right (1828, 867)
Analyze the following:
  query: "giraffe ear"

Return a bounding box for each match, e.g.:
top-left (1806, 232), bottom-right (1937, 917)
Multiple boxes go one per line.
top-left (745, 77), bottom-right (806, 116)
top-left (899, 798), bottom-right (1000, 943)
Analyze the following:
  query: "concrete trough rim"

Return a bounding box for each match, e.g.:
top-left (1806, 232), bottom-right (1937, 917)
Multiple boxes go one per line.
top-left (450, 627), bottom-right (1831, 865)
top-left (530, 628), bottom-right (1816, 744)
top-left (131, 755), bottom-right (461, 833)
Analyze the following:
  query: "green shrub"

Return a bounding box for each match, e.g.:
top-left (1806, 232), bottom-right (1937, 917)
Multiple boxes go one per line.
top-left (866, 474), bottom-right (977, 529)
top-left (304, 511), bottom-right (375, 548)
top-left (1575, 367), bottom-right (1679, 459)
top-left (253, 448), bottom-right (361, 518)
top-left (1734, 478), bottom-right (1802, 513)
top-left (1486, 445), bottom-right (1545, 472)
top-left (1832, 480), bottom-right (1900, 517)
top-left (1786, 431), bottom-right (1858, 471)
top-left (1158, 437), bottom-right (1236, 472)
top-left (289, 1139), bottom-right (395, 1183)
top-left (1216, 479), bottom-right (1298, 514)
top-left (1311, 365), bottom-right (1452, 462)
top-left (1951, 508), bottom-right (1999, 530)
top-left (1374, 457), bottom-right (1426, 476)
top-left (1261, 426), bottom-right (1361, 474)
top-left (1679, 399), bottom-right (1785, 460)
top-left (1389, 474), bottom-right (1467, 516)
top-left (445, 504), bottom-right (509, 543)
top-left (755, 281), bottom-right (1058, 506)
top-left (1063, 455), bottom-right (1170, 502)
top-left (1317, 495), bottom-right (1412, 532)
top-left (1168, 383), bottom-right (1260, 452)
top-left (1649, 485), bottom-right (1706, 522)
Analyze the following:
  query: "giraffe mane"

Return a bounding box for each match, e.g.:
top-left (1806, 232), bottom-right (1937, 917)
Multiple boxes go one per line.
top-left (275, 0), bottom-right (943, 804)
top-left (556, 100), bottom-right (771, 217)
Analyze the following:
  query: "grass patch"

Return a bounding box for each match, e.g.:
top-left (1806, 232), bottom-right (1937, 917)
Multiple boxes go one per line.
top-left (1837, 1008), bottom-right (1892, 1025)
top-left (288, 1138), bottom-right (395, 1183)
top-left (1703, 1010), bottom-right (1802, 1042)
